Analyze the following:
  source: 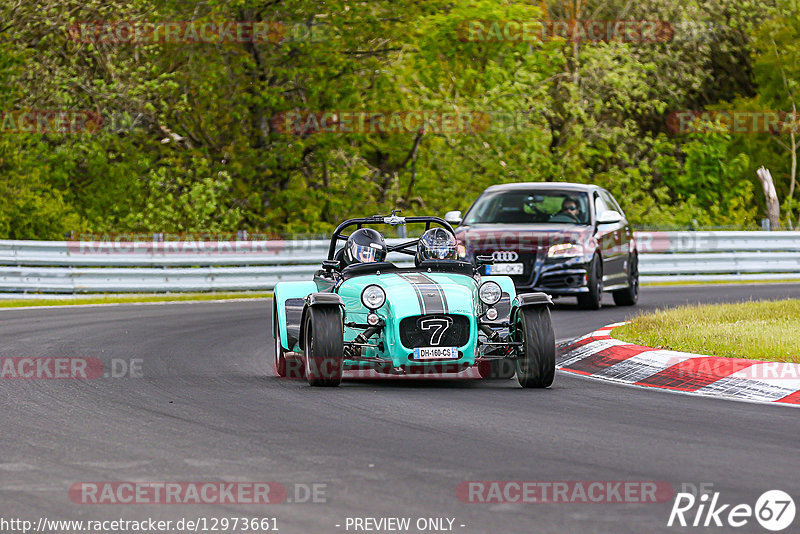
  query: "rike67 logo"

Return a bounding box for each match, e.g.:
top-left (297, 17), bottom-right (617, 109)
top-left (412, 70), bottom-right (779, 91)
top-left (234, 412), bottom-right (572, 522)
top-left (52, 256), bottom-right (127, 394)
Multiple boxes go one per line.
top-left (668, 485), bottom-right (796, 531)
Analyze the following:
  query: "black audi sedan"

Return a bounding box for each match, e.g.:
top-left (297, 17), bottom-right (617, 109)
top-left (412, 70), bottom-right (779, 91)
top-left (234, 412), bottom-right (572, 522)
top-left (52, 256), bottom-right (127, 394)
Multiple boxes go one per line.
top-left (445, 182), bottom-right (639, 309)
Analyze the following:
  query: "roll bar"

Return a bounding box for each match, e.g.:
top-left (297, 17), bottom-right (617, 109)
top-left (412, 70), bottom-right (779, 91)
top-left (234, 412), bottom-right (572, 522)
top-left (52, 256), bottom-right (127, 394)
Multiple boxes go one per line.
top-left (326, 212), bottom-right (455, 260)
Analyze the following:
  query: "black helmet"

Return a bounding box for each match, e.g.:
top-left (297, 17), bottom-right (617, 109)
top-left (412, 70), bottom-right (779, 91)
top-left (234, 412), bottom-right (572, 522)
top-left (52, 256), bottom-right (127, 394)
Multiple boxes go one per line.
top-left (343, 228), bottom-right (387, 265)
top-left (416, 228), bottom-right (458, 265)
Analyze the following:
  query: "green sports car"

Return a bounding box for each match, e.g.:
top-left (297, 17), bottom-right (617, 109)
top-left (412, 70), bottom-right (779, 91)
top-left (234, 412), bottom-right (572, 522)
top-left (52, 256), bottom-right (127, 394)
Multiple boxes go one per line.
top-left (272, 213), bottom-right (555, 387)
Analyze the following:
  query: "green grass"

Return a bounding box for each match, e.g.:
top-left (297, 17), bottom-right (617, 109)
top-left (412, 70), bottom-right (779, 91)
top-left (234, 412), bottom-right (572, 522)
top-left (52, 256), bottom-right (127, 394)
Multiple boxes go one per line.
top-left (0, 292), bottom-right (272, 308)
top-left (612, 299), bottom-right (800, 363)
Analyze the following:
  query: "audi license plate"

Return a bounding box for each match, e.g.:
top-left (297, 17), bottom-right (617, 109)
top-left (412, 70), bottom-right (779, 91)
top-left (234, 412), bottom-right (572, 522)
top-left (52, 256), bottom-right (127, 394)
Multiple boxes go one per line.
top-left (487, 263), bottom-right (523, 275)
top-left (412, 347), bottom-right (459, 360)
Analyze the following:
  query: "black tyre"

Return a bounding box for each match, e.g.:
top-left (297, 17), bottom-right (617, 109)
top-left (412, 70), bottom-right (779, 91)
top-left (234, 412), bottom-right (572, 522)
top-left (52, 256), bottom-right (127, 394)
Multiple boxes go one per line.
top-left (304, 306), bottom-right (344, 387)
top-left (513, 306), bottom-right (555, 388)
top-left (577, 254), bottom-right (602, 310)
top-left (612, 253), bottom-right (639, 306)
top-left (273, 301), bottom-right (287, 377)
top-left (477, 358), bottom-right (516, 379)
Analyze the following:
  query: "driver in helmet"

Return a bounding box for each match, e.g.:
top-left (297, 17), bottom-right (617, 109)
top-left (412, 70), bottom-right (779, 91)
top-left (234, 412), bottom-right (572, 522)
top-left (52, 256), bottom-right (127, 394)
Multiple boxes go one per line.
top-left (343, 228), bottom-right (387, 266)
top-left (415, 227), bottom-right (458, 266)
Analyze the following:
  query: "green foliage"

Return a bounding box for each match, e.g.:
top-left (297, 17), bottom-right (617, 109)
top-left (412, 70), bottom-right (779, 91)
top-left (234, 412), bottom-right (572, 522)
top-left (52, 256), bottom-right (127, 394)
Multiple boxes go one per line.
top-left (0, 0), bottom-right (793, 237)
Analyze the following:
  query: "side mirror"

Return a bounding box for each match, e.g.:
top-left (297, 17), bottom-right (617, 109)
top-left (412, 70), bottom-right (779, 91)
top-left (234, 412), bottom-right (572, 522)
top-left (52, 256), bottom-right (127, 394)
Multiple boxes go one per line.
top-left (596, 210), bottom-right (622, 225)
top-left (444, 210), bottom-right (462, 225)
top-left (476, 255), bottom-right (494, 265)
top-left (322, 259), bottom-right (340, 272)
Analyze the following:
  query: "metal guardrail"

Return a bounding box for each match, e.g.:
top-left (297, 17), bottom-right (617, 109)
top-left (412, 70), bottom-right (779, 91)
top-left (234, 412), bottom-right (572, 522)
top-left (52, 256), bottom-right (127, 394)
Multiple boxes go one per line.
top-left (635, 231), bottom-right (800, 282)
top-left (0, 232), bottom-right (798, 293)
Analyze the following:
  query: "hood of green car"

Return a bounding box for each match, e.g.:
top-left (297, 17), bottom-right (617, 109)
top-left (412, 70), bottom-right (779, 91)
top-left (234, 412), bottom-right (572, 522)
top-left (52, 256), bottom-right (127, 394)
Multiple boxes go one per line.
top-left (338, 271), bottom-right (480, 319)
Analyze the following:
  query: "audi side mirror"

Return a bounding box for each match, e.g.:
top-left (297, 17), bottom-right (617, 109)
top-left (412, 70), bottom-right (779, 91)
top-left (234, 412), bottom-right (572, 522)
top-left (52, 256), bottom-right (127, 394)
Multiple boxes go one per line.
top-left (596, 210), bottom-right (622, 225)
top-left (444, 211), bottom-right (463, 225)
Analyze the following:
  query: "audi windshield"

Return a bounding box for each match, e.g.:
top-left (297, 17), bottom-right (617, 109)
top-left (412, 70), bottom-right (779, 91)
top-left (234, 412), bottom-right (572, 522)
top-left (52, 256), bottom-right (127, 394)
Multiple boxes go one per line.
top-left (463, 190), bottom-right (590, 225)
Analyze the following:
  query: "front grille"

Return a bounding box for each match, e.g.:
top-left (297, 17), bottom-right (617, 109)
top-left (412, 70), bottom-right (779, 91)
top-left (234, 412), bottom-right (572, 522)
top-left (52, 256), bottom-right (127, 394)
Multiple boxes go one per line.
top-left (539, 268), bottom-right (587, 289)
top-left (399, 314), bottom-right (471, 348)
top-left (540, 273), bottom-right (581, 289)
top-left (510, 252), bottom-right (537, 285)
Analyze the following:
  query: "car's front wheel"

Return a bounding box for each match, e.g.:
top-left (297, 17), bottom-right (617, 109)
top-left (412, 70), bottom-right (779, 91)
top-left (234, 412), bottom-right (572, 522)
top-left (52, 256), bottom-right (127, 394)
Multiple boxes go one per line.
top-left (513, 306), bottom-right (555, 388)
top-left (304, 306), bottom-right (344, 387)
top-left (612, 253), bottom-right (639, 306)
top-left (577, 254), bottom-right (602, 310)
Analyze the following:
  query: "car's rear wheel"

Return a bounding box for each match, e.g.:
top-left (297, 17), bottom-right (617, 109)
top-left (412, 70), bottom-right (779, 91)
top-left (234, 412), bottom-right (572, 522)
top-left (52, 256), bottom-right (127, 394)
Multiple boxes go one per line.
top-left (513, 306), bottom-right (555, 388)
top-left (273, 301), bottom-right (287, 377)
top-left (612, 253), bottom-right (639, 306)
top-left (577, 254), bottom-right (602, 310)
top-left (304, 306), bottom-right (344, 387)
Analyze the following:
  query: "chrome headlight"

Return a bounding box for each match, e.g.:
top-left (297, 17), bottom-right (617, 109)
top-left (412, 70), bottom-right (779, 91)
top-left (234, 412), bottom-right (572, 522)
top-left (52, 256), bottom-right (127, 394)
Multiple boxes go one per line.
top-left (361, 285), bottom-right (386, 309)
top-left (547, 242), bottom-right (584, 258)
top-left (478, 281), bottom-right (502, 305)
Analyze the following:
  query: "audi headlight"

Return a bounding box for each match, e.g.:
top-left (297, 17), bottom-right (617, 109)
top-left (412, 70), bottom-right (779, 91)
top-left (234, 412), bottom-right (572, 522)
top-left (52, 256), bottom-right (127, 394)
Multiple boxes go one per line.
top-left (478, 281), bottom-right (502, 305)
top-left (361, 285), bottom-right (386, 309)
top-left (548, 243), bottom-right (584, 258)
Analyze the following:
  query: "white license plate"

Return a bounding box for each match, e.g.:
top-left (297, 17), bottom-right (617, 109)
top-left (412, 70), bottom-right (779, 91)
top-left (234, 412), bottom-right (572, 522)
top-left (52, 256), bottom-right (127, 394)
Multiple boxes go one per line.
top-left (487, 263), bottom-right (523, 275)
top-left (412, 347), bottom-right (459, 360)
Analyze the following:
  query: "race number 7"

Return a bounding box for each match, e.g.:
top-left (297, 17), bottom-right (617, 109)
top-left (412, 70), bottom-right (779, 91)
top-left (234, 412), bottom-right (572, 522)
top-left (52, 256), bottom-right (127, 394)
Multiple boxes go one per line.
top-left (420, 317), bottom-right (453, 346)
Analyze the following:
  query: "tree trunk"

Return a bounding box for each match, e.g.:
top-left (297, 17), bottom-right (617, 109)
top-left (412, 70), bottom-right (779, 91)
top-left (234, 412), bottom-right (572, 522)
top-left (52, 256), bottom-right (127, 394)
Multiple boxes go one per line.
top-left (791, 103), bottom-right (798, 230)
top-left (757, 166), bottom-right (780, 230)
top-left (790, 126), bottom-right (796, 229)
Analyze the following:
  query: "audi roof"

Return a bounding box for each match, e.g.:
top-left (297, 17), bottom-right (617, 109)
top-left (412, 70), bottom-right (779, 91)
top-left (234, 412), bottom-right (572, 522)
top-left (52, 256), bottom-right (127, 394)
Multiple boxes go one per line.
top-left (482, 182), bottom-right (601, 192)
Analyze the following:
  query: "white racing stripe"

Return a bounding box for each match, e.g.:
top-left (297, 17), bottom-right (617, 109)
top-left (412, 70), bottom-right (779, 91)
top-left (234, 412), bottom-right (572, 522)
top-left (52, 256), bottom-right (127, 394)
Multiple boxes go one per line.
top-left (697, 364), bottom-right (800, 402)
top-left (556, 338), bottom-right (627, 368)
top-left (593, 350), bottom-right (695, 384)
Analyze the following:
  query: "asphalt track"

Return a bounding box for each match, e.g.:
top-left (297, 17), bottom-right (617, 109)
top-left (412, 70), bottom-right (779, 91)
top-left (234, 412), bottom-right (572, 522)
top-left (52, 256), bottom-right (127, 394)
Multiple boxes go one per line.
top-left (1, 284), bottom-right (800, 534)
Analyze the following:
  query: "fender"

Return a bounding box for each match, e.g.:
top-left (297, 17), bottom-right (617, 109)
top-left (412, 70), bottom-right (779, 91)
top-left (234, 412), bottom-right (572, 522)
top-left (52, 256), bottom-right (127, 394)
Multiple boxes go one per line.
top-left (306, 293), bottom-right (344, 307)
top-left (509, 292), bottom-right (553, 330)
top-left (298, 293), bottom-right (344, 351)
top-left (274, 281), bottom-right (318, 352)
top-left (513, 292), bottom-right (553, 308)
